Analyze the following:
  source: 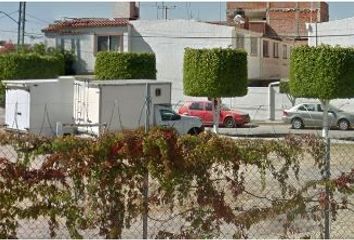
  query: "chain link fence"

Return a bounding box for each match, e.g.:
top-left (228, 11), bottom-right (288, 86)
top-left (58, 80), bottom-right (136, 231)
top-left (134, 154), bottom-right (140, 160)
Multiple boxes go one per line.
top-left (1, 93), bottom-right (354, 238)
top-left (0, 126), bottom-right (353, 239)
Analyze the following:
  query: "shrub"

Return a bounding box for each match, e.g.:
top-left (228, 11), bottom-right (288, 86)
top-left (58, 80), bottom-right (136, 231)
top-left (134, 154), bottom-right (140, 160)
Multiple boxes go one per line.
top-left (0, 53), bottom-right (65, 80)
top-left (289, 45), bottom-right (354, 100)
top-left (95, 52), bottom-right (156, 80)
top-left (183, 48), bottom-right (248, 98)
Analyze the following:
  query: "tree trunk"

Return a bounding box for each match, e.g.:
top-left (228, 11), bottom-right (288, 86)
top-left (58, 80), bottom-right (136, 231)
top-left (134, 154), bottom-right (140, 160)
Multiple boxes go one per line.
top-left (320, 99), bottom-right (331, 239)
top-left (212, 98), bottom-right (221, 134)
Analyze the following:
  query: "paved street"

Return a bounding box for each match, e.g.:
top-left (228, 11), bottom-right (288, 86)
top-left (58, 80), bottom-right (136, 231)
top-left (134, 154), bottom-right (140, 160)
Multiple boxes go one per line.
top-left (208, 123), bottom-right (354, 140)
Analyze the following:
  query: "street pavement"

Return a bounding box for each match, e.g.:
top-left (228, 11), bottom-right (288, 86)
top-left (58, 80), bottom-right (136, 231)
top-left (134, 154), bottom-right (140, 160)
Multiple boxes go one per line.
top-left (208, 123), bottom-right (354, 140)
top-left (1, 106), bottom-right (353, 140)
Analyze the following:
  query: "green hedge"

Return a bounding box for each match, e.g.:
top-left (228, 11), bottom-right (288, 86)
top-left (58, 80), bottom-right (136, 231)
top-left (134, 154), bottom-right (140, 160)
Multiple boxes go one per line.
top-left (0, 53), bottom-right (65, 107)
top-left (95, 52), bottom-right (156, 80)
top-left (0, 53), bottom-right (65, 80)
top-left (279, 80), bottom-right (290, 94)
top-left (183, 48), bottom-right (248, 98)
top-left (289, 45), bottom-right (354, 100)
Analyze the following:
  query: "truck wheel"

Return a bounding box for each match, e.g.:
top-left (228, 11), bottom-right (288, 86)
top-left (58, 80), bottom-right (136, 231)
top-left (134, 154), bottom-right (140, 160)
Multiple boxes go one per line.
top-left (223, 117), bottom-right (235, 128)
top-left (338, 119), bottom-right (350, 130)
top-left (188, 127), bottom-right (200, 135)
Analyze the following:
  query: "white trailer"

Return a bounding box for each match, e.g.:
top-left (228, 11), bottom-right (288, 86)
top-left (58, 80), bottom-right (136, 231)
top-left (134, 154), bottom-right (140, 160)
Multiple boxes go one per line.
top-left (4, 77), bottom-right (74, 136)
top-left (73, 78), bottom-right (203, 136)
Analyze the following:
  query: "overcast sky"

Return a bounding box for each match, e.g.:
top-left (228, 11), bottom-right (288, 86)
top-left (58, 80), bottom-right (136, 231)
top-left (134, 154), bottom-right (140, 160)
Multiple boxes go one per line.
top-left (1, 2), bottom-right (354, 43)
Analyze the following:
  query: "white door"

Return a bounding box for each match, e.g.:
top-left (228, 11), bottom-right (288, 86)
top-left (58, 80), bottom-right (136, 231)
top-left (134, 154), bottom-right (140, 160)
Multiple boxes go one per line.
top-left (5, 88), bottom-right (30, 130)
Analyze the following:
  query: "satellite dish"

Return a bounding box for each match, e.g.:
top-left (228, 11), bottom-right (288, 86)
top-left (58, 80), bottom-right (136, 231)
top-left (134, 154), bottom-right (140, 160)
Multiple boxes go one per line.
top-left (233, 14), bottom-right (245, 24)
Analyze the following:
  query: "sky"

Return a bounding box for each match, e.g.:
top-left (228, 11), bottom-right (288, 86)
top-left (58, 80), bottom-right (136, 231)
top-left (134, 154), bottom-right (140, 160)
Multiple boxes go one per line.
top-left (1, 1), bottom-right (354, 43)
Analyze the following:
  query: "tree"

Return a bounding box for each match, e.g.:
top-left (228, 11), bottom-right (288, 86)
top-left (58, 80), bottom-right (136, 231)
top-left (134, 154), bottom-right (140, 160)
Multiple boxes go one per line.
top-left (183, 48), bottom-right (248, 133)
top-left (289, 45), bottom-right (354, 238)
top-left (279, 80), bottom-right (296, 107)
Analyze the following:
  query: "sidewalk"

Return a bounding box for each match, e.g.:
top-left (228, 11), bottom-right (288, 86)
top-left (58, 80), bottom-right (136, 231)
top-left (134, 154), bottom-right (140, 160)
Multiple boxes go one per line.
top-left (251, 119), bottom-right (285, 126)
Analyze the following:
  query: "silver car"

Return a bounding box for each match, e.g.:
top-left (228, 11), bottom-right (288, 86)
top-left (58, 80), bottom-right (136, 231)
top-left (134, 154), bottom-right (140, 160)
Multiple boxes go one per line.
top-left (282, 103), bottom-right (354, 130)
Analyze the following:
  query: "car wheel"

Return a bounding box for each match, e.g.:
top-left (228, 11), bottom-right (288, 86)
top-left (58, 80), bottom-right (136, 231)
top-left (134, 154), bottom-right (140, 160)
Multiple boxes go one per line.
top-left (188, 127), bottom-right (200, 135)
top-left (338, 119), bottom-right (350, 130)
top-left (223, 117), bottom-right (235, 128)
top-left (291, 118), bottom-right (303, 129)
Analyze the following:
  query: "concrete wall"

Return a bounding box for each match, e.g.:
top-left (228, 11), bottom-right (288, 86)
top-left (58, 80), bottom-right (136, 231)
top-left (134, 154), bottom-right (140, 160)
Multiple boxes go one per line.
top-left (130, 20), bottom-right (291, 104)
top-left (308, 17), bottom-right (354, 47)
top-left (130, 20), bottom-right (234, 104)
top-left (221, 87), bottom-right (354, 121)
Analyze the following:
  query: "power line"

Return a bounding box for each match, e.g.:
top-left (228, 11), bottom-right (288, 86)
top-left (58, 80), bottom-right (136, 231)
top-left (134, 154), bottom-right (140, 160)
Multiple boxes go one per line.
top-left (26, 13), bottom-right (51, 24)
top-left (0, 10), bottom-right (18, 21)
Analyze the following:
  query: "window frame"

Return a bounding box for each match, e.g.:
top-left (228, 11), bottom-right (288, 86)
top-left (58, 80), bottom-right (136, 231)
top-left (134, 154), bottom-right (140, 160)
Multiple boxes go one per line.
top-left (273, 42), bottom-right (279, 58)
top-left (263, 40), bottom-right (269, 58)
top-left (189, 102), bottom-right (204, 111)
top-left (282, 44), bottom-right (288, 59)
top-left (236, 34), bottom-right (245, 49)
top-left (250, 37), bottom-right (258, 56)
top-left (94, 33), bottom-right (123, 55)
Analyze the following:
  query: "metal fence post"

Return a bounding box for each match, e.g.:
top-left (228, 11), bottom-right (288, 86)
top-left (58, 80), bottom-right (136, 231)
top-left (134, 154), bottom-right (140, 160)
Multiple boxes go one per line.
top-left (321, 100), bottom-right (331, 239)
top-left (143, 83), bottom-right (150, 239)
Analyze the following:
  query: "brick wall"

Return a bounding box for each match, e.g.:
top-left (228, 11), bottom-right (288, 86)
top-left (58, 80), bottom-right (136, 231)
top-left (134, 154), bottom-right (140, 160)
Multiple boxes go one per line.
top-left (227, 1), bottom-right (329, 38)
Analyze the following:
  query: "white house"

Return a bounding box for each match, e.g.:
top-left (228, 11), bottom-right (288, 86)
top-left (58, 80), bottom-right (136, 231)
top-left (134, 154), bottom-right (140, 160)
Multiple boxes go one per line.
top-left (43, 18), bottom-right (293, 104)
top-left (43, 18), bottom-right (131, 73)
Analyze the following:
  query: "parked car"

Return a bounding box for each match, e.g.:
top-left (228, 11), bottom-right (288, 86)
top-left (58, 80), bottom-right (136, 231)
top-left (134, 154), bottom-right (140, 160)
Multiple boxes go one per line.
top-left (178, 101), bottom-right (250, 128)
top-left (282, 102), bottom-right (354, 130)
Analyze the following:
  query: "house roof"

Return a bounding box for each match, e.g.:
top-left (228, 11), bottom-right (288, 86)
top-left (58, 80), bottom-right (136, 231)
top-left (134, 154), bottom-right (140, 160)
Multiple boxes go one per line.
top-left (42, 18), bottom-right (130, 33)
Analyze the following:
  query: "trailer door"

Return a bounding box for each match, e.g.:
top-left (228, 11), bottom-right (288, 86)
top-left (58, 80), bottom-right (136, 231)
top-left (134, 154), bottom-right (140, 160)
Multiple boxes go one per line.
top-left (5, 88), bottom-right (30, 130)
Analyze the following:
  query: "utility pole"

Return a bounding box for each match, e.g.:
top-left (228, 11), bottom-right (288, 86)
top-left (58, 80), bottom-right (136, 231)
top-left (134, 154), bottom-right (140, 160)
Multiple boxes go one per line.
top-left (17, 2), bottom-right (26, 49)
top-left (21, 2), bottom-right (26, 46)
top-left (157, 2), bottom-right (176, 20)
top-left (17, 2), bottom-right (22, 48)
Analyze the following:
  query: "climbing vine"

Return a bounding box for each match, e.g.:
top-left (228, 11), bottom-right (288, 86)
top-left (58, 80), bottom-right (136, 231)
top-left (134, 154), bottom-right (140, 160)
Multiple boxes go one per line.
top-left (0, 129), bottom-right (352, 238)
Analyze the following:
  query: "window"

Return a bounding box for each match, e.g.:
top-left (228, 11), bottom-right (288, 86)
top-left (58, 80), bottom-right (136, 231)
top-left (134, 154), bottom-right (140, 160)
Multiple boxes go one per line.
top-left (160, 109), bottom-right (180, 121)
top-left (273, 42), bottom-right (279, 58)
top-left (250, 37), bottom-right (258, 56)
top-left (189, 102), bottom-right (203, 110)
top-left (96, 35), bottom-right (121, 53)
top-left (155, 88), bottom-right (161, 97)
top-left (298, 104), bottom-right (315, 112)
top-left (206, 103), bottom-right (212, 111)
top-left (282, 44), bottom-right (288, 59)
top-left (263, 40), bottom-right (269, 58)
top-left (236, 34), bottom-right (245, 49)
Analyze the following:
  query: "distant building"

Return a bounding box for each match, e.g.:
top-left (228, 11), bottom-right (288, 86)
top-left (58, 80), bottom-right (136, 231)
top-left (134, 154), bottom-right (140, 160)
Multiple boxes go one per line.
top-left (307, 17), bottom-right (354, 47)
top-left (112, 2), bottom-right (139, 19)
top-left (226, 2), bottom-right (329, 43)
top-left (43, 18), bottom-right (293, 102)
top-left (42, 18), bottom-right (131, 73)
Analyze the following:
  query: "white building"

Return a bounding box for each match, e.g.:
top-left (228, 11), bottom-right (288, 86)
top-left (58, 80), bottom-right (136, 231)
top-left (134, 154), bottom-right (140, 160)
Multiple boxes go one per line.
top-left (43, 18), bottom-right (293, 104)
top-left (43, 18), bottom-right (131, 73)
top-left (307, 17), bottom-right (354, 47)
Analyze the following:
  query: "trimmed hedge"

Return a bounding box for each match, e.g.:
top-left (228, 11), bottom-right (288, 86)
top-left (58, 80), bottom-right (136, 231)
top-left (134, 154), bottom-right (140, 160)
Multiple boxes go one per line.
top-left (95, 52), bottom-right (156, 80)
top-left (279, 80), bottom-right (290, 94)
top-left (0, 53), bottom-right (65, 80)
top-left (0, 53), bottom-right (65, 107)
top-left (183, 48), bottom-right (248, 98)
top-left (289, 45), bottom-right (354, 100)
